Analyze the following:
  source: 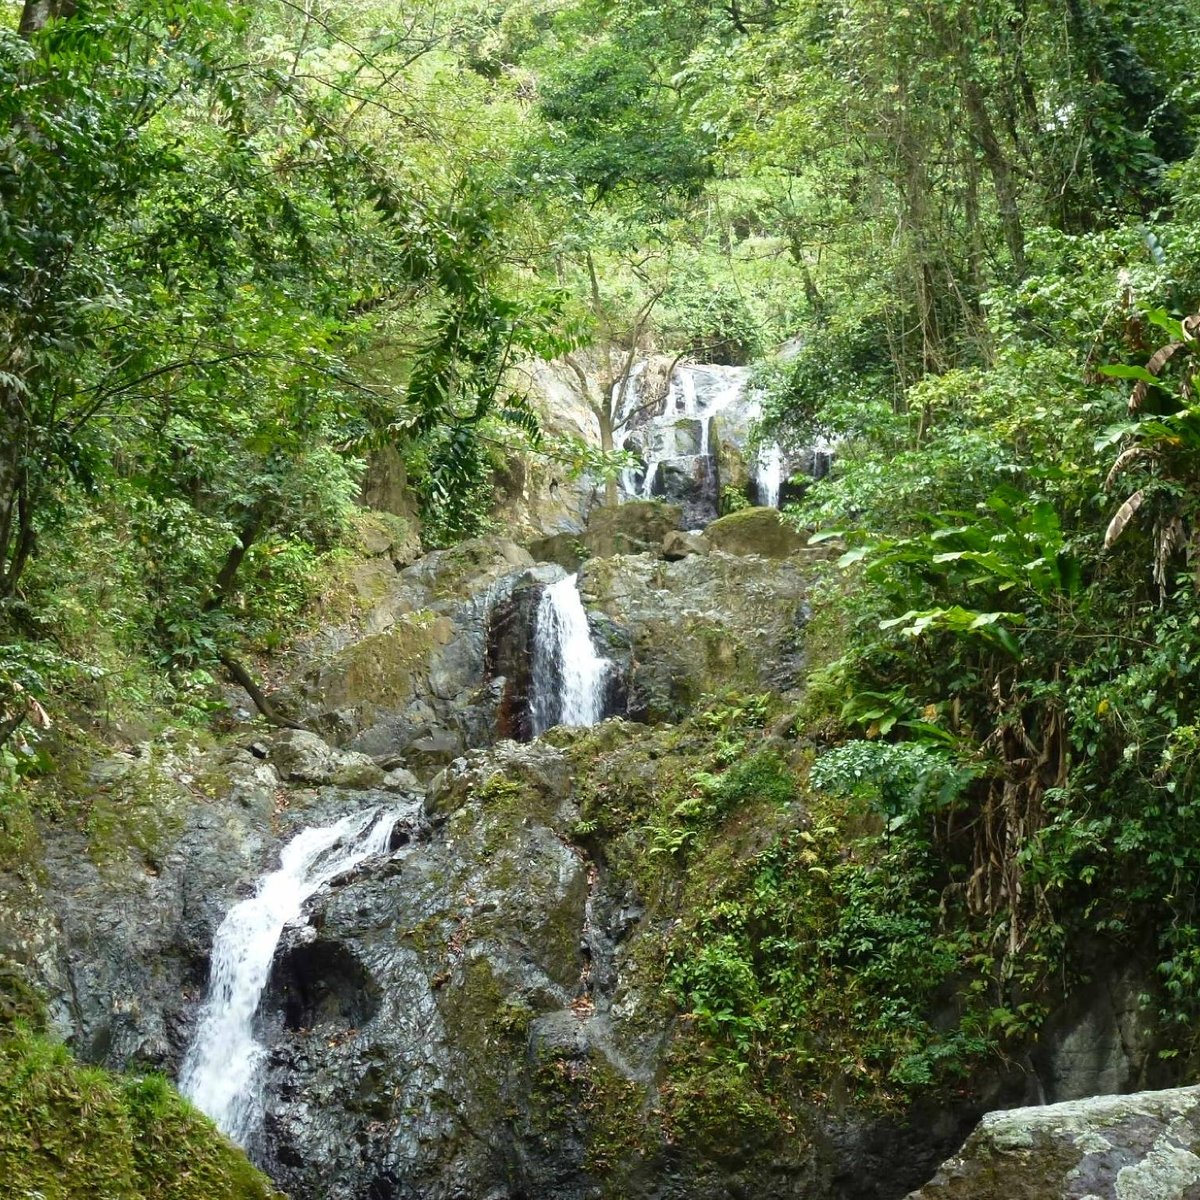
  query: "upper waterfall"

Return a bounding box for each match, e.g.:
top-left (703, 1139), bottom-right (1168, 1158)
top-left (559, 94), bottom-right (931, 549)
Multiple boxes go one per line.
top-left (529, 574), bottom-right (611, 736)
top-left (179, 805), bottom-right (402, 1148)
top-left (612, 360), bottom-right (788, 520)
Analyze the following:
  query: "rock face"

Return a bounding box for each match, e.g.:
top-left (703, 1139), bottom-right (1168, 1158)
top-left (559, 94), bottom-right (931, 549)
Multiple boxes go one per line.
top-left (490, 357), bottom-right (605, 539)
top-left (580, 549), bottom-right (808, 720)
top-left (705, 506), bottom-right (810, 558)
top-left (0, 745), bottom-right (285, 1074)
top-left (280, 538), bottom-right (546, 770)
top-left (908, 1087), bottom-right (1200, 1200)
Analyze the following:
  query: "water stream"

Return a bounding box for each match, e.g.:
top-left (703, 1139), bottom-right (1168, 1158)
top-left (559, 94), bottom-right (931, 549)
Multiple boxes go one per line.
top-left (529, 574), bottom-right (611, 736)
top-left (179, 806), bottom-right (400, 1146)
top-left (614, 361), bottom-right (789, 512)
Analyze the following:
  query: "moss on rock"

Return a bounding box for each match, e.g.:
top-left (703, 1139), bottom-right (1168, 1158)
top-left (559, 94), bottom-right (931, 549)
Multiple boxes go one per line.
top-left (0, 1029), bottom-right (281, 1200)
top-left (704, 507), bottom-right (808, 557)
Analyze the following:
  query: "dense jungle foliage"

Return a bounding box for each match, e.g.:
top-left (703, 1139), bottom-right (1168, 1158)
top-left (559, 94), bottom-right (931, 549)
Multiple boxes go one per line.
top-left (4, 0), bottom-right (1200, 1149)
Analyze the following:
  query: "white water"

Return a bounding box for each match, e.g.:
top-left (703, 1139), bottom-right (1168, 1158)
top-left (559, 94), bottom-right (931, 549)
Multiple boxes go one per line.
top-left (612, 358), bottom-right (836, 510)
top-left (180, 806), bottom-right (399, 1146)
top-left (756, 441), bottom-right (783, 508)
top-left (530, 574), bottom-right (611, 735)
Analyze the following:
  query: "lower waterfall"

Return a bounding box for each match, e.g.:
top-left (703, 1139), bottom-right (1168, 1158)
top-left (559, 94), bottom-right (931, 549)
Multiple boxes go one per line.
top-left (179, 805), bottom-right (400, 1147)
top-left (529, 574), bottom-right (611, 736)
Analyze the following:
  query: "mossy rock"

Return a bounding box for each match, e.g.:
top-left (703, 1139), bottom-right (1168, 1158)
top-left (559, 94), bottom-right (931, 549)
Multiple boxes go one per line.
top-left (908, 1086), bottom-right (1200, 1198)
top-left (0, 1029), bottom-right (281, 1199)
top-left (351, 510), bottom-right (421, 564)
top-left (704, 507), bottom-right (808, 558)
top-left (584, 501), bottom-right (683, 558)
top-left (307, 610), bottom-right (452, 713)
top-left (527, 531), bottom-right (587, 572)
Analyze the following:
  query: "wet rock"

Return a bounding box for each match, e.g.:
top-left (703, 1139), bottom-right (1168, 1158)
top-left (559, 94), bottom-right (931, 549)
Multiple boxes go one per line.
top-left (662, 529), bottom-right (709, 560)
top-left (2, 746), bottom-right (284, 1076)
top-left (908, 1087), bottom-right (1200, 1199)
top-left (648, 455), bottom-right (718, 527)
top-left (483, 567), bottom-right (566, 740)
top-left (704, 506), bottom-right (808, 557)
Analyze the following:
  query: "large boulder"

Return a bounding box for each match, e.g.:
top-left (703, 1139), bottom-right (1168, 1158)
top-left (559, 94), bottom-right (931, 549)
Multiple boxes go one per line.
top-left (580, 500), bottom-right (683, 557)
top-left (662, 529), bottom-right (709, 560)
top-left (579, 549), bottom-right (808, 720)
top-left (278, 537), bottom-right (544, 769)
top-left (908, 1087), bottom-right (1200, 1199)
top-left (704, 506), bottom-right (808, 558)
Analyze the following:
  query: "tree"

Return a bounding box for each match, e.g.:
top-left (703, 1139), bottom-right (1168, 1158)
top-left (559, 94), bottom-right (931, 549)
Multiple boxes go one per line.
top-left (0, 0), bottom-right (571, 736)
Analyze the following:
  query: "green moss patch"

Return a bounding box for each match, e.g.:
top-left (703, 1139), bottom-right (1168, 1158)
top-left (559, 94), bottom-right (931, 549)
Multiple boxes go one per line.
top-left (0, 1029), bottom-right (281, 1200)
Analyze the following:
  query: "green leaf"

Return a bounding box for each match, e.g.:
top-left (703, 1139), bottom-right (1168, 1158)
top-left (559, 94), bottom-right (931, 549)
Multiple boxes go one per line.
top-left (1097, 364), bottom-right (1159, 383)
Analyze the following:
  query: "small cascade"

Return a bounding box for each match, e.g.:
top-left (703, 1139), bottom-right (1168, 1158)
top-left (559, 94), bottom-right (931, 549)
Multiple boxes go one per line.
top-left (618, 363), bottom-right (749, 523)
top-left (529, 574), bottom-right (611, 736)
top-left (180, 806), bottom-right (400, 1148)
top-left (756, 441), bottom-right (784, 508)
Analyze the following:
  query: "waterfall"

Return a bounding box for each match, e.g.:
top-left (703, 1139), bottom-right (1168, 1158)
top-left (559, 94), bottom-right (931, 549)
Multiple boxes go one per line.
top-left (756, 442), bottom-right (783, 508)
top-left (179, 806), bottom-right (399, 1147)
top-left (529, 575), bottom-right (610, 736)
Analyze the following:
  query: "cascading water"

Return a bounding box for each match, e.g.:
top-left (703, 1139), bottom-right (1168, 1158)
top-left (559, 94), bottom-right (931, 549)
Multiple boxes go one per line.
top-left (529, 574), bottom-right (610, 736)
top-left (179, 805), bottom-right (400, 1147)
top-left (756, 441), bottom-right (783, 508)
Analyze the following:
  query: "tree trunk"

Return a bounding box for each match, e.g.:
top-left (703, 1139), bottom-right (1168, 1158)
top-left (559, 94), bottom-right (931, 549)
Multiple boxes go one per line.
top-left (0, 397), bottom-right (34, 602)
top-left (959, 70), bottom-right (1028, 280)
top-left (598, 407), bottom-right (619, 506)
top-left (18, 0), bottom-right (76, 36)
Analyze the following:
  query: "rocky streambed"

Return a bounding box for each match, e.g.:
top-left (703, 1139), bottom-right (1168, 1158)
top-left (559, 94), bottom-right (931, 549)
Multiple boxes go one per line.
top-left (3, 501), bottom-right (1199, 1199)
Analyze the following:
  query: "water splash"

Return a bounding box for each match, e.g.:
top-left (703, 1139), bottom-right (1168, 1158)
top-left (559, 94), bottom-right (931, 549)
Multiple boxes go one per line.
top-left (529, 574), bottom-right (611, 735)
top-left (180, 806), bottom-right (399, 1147)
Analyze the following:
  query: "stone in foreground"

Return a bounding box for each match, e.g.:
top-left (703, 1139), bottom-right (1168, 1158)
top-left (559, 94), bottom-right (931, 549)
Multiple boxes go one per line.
top-left (908, 1086), bottom-right (1200, 1200)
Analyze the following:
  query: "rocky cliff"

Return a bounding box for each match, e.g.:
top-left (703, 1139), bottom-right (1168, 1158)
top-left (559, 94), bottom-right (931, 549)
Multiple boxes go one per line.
top-left (1, 491), bottom-right (1193, 1200)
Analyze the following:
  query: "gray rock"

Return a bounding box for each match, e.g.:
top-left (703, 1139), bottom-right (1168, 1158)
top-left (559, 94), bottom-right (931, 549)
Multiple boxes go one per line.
top-left (382, 767), bottom-right (424, 794)
top-left (1032, 968), bottom-right (1157, 1102)
top-left (662, 529), bottom-right (709, 560)
top-left (269, 730), bottom-right (338, 784)
top-left (908, 1087), bottom-right (1200, 1199)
